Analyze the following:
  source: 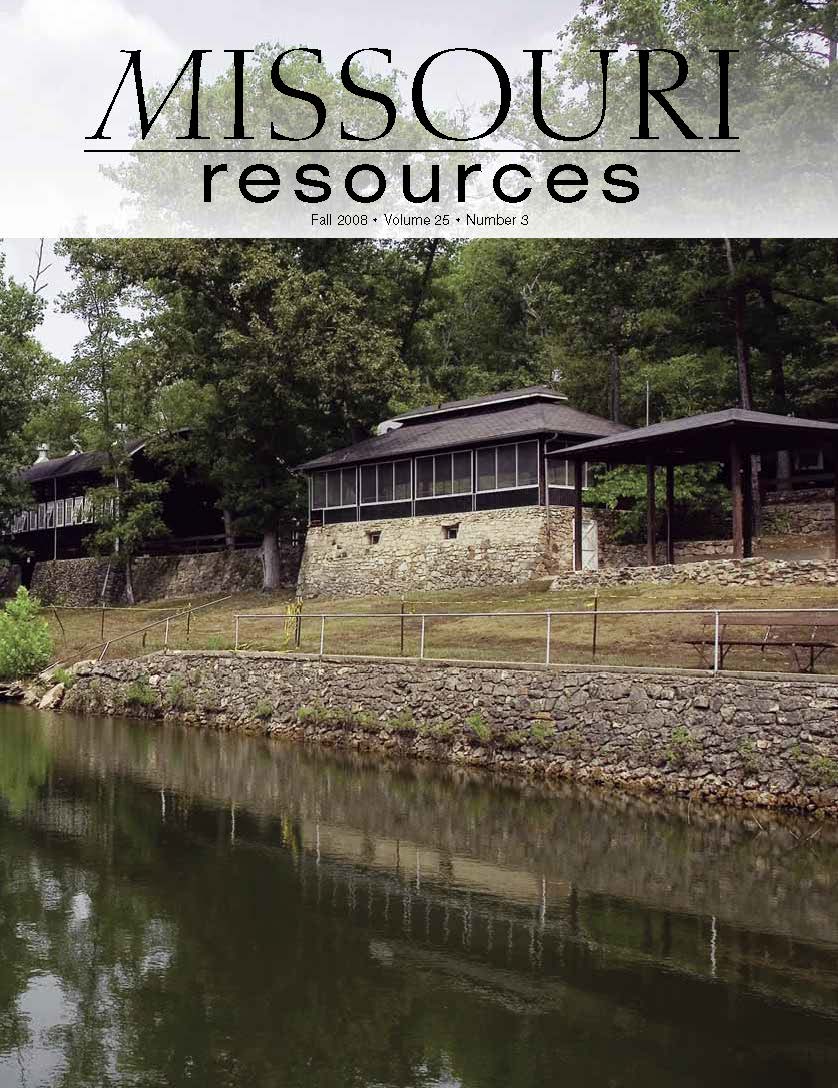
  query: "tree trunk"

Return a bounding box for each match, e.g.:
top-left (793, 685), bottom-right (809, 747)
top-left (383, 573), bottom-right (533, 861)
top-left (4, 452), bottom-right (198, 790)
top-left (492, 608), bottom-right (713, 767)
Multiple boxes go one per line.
top-left (723, 239), bottom-right (761, 536)
top-left (609, 349), bottom-right (621, 423)
top-left (261, 528), bottom-right (281, 592)
top-left (124, 554), bottom-right (135, 606)
top-left (223, 508), bottom-right (236, 552)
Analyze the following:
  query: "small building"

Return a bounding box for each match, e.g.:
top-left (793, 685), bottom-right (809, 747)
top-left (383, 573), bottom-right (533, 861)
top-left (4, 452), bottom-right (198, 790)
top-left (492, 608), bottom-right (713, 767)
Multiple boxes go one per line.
top-left (296, 386), bottom-right (625, 597)
top-left (2, 438), bottom-right (224, 572)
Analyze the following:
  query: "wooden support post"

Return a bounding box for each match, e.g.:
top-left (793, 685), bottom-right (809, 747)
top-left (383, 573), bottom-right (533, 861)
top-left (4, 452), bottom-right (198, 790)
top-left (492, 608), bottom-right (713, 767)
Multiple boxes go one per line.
top-left (834, 447), bottom-right (838, 561)
top-left (743, 454), bottom-right (753, 558)
top-left (665, 463), bottom-right (675, 565)
top-left (730, 441), bottom-right (745, 559)
top-left (646, 460), bottom-right (656, 566)
top-left (573, 462), bottom-right (583, 572)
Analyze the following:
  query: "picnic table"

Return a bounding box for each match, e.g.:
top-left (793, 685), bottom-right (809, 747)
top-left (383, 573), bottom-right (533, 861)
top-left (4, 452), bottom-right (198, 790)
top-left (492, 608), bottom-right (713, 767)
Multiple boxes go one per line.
top-left (685, 611), bottom-right (838, 673)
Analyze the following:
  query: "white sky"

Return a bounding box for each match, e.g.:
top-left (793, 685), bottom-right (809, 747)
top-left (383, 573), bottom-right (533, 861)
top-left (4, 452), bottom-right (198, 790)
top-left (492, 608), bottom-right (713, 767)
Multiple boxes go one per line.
top-left (0, 0), bottom-right (571, 359)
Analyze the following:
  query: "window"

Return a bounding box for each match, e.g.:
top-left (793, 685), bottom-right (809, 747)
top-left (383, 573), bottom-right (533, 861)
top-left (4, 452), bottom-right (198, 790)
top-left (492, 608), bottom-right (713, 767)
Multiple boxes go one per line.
top-left (56, 499), bottom-right (65, 528)
top-left (794, 448), bottom-right (824, 472)
top-left (416, 452), bottom-right (472, 499)
top-left (360, 460), bottom-right (412, 504)
top-left (312, 467), bottom-right (357, 510)
top-left (416, 457), bottom-right (434, 499)
top-left (443, 524), bottom-right (459, 540)
top-left (548, 458), bottom-right (589, 489)
top-left (366, 529), bottom-right (381, 545)
top-left (72, 497), bottom-right (84, 526)
top-left (38, 503), bottom-right (46, 529)
top-left (475, 441), bottom-right (540, 492)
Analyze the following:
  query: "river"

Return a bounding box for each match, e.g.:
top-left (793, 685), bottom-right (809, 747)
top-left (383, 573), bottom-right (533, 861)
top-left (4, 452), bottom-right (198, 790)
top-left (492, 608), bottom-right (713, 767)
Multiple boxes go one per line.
top-left (1, 704), bottom-right (837, 1086)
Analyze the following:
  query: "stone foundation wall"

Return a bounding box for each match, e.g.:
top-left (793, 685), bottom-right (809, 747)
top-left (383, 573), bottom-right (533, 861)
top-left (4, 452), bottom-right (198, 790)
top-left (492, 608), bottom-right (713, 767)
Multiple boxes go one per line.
top-left (29, 548), bottom-right (296, 606)
top-left (297, 506), bottom-right (576, 598)
top-left (60, 650), bottom-right (838, 817)
top-left (599, 538), bottom-right (735, 568)
top-left (0, 560), bottom-right (20, 599)
top-left (763, 496), bottom-right (834, 536)
top-left (550, 555), bottom-right (838, 591)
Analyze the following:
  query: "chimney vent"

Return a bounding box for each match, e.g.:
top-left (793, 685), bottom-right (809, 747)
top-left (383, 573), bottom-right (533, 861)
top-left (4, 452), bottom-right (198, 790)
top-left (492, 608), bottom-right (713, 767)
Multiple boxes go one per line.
top-left (34, 443), bottom-right (50, 464)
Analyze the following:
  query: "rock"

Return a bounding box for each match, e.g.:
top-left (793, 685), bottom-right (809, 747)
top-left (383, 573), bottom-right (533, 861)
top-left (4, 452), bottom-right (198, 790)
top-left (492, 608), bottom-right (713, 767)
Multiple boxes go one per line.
top-left (0, 681), bottom-right (24, 701)
top-left (38, 683), bottom-right (66, 711)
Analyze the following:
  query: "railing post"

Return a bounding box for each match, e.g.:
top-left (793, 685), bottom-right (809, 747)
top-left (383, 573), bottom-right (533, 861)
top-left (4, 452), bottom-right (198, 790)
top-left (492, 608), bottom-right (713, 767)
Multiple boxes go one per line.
top-left (164, 618), bottom-right (170, 648)
top-left (319, 615), bottom-right (325, 656)
top-left (235, 616), bottom-right (240, 651)
top-left (545, 612), bottom-right (552, 665)
top-left (713, 610), bottom-right (720, 673)
top-left (419, 615), bottom-right (426, 659)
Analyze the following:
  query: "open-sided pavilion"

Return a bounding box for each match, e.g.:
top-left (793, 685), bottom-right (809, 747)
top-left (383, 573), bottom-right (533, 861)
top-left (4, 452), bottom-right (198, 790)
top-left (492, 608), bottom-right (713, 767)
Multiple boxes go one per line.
top-left (555, 408), bottom-right (838, 571)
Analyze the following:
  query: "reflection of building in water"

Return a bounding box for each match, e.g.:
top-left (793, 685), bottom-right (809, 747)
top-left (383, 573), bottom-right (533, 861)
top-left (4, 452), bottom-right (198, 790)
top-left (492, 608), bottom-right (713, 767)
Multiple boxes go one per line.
top-left (18, 765), bottom-right (838, 1024)
top-left (11, 708), bottom-right (838, 1022)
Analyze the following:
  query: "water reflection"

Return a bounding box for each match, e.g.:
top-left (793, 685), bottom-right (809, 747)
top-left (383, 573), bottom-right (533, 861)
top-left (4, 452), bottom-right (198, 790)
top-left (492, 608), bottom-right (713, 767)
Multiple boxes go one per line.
top-left (1, 705), bottom-right (838, 1087)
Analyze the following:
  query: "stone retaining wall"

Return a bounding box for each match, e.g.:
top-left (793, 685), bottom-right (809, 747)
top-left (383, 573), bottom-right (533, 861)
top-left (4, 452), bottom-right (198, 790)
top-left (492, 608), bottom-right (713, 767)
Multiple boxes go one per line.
top-left (29, 549), bottom-right (293, 606)
top-left (763, 498), bottom-right (834, 536)
top-left (551, 556), bottom-right (838, 591)
top-left (297, 506), bottom-right (575, 598)
top-left (59, 650), bottom-right (838, 817)
top-left (599, 538), bottom-right (735, 569)
top-left (0, 560), bottom-right (20, 599)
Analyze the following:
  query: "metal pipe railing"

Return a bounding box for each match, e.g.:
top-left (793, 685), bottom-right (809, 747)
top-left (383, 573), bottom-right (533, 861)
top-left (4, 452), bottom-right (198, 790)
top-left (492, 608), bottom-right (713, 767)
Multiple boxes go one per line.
top-left (41, 595), bottom-right (233, 675)
top-left (232, 605), bottom-right (838, 675)
top-left (97, 595), bottom-right (232, 661)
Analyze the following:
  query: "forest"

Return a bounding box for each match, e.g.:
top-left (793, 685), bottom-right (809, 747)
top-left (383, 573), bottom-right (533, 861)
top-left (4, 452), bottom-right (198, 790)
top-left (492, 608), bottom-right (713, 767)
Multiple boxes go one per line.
top-left (0, 0), bottom-right (836, 588)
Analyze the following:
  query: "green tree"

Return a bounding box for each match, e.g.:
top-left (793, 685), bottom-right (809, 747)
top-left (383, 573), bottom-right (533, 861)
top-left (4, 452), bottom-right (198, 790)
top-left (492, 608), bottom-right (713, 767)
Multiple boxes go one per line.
top-left (56, 243), bottom-right (167, 603)
top-left (0, 250), bottom-right (52, 547)
top-left (61, 239), bottom-right (408, 589)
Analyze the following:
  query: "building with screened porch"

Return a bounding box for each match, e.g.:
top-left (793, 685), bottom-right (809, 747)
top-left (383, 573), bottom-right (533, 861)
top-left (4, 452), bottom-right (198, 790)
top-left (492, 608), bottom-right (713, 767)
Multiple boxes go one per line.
top-left (295, 386), bottom-right (624, 597)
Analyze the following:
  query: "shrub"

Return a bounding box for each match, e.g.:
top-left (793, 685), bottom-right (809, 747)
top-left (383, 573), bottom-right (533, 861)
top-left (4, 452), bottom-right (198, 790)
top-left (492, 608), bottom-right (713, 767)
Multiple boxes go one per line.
top-left (667, 726), bottom-right (699, 769)
top-left (465, 712), bottom-right (493, 745)
top-left (432, 721), bottom-right (454, 741)
top-left (0, 588), bottom-right (52, 680)
top-left (253, 699), bottom-right (274, 721)
top-left (809, 755), bottom-right (838, 788)
top-left (793, 751), bottom-right (838, 788)
top-left (123, 680), bottom-right (158, 710)
top-left (504, 730), bottom-right (527, 749)
top-left (738, 738), bottom-right (763, 776)
top-left (166, 676), bottom-right (194, 711)
top-left (385, 709), bottom-right (418, 735)
top-left (529, 720), bottom-right (557, 749)
top-left (52, 666), bottom-right (76, 690)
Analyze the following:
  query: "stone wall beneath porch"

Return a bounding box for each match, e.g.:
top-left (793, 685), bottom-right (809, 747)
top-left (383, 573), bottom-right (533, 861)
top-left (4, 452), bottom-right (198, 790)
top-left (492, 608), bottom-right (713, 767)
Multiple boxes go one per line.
top-left (59, 650), bottom-right (838, 818)
top-left (0, 560), bottom-right (20, 599)
top-left (28, 548), bottom-right (296, 606)
top-left (296, 505), bottom-right (577, 598)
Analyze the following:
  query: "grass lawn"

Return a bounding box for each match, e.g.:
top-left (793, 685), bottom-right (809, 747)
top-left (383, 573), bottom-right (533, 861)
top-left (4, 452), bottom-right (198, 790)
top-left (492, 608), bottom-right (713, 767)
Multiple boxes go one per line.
top-left (41, 579), bottom-right (838, 676)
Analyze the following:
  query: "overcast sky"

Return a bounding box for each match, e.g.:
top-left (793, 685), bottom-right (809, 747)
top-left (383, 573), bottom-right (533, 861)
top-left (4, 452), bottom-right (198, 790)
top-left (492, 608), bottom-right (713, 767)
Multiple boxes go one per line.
top-left (0, 0), bottom-right (574, 360)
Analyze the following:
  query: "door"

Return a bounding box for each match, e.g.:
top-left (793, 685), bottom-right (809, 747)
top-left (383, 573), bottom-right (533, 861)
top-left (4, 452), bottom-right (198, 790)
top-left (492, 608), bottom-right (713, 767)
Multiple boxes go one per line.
top-left (573, 516), bottom-right (599, 571)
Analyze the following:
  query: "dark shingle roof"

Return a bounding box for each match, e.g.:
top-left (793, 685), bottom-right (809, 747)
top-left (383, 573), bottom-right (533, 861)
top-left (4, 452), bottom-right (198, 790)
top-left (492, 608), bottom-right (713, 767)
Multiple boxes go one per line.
top-left (20, 438), bottom-right (148, 484)
top-left (299, 399), bottom-right (626, 471)
top-left (556, 408), bottom-right (838, 465)
top-left (391, 385), bottom-right (568, 422)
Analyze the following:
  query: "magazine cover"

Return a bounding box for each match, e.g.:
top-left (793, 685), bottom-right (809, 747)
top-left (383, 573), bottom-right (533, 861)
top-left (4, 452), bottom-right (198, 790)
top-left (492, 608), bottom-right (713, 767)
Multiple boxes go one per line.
top-left (1, 1), bottom-right (838, 1084)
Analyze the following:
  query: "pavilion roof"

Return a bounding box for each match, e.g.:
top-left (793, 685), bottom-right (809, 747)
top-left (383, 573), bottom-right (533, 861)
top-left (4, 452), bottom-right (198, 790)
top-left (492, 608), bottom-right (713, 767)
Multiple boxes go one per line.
top-left (554, 408), bottom-right (838, 465)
